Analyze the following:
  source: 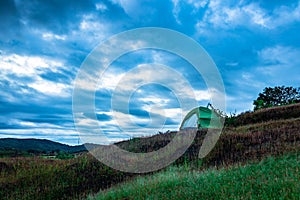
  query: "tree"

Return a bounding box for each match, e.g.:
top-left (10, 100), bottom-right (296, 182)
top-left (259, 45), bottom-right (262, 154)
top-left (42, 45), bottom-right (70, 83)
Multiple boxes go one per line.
top-left (253, 86), bottom-right (300, 110)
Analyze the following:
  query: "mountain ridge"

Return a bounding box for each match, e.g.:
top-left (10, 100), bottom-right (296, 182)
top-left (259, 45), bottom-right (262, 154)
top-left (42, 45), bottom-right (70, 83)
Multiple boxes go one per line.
top-left (0, 138), bottom-right (90, 153)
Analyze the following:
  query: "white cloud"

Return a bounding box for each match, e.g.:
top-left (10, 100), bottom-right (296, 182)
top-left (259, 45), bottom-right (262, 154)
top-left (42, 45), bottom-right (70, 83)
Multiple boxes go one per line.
top-left (110, 0), bottom-right (143, 18)
top-left (95, 3), bottom-right (108, 11)
top-left (42, 32), bottom-right (66, 41)
top-left (0, 53), bottom-right (71, 97)
top-left (29, 77), bottom-right (70, 97)
top-left (238, 72), bottom-right (264, 88)
top-left (76, 117), bottom-right (100, 129)
top-left (139, 96), bottom-right (170, 105)
top-left (196, 1), bottom-right (300, 33)
top-left (163, 108), bottom-right (182, 120)
top-left (243, 4), bottom-right (268, 27)
top-left (226, 62), bottom-right (239, 67)
top-left (187, 0), bottom-right (208, 10)
top-left (172, 0), bottom-right (181, 24)
top-left (98, 70), bottom-right (125, 90)
top-left (66, 14), bottom-right (113, 48)
top-left (79, 14), bottom-right (111, 42)
top-left (79, 110), bottom-right (164, 141)
top-left (229, 45), bottom-right (300, 100)
top-left (255, 45), bottom-right (300, 83)
top-left (150, 49), bottom-right (179, 65)
top-left (80, 16), bottom-right (102, 31)
top-left (266, 2), bottom-right (300, 29)
top-left (0, 53), bottom-right (63, 76)
top-left (258, 45), bottom-right (300, 65)
top-left (17, 120), bottom-right (63, 129)
top-left (97, 62), bottom-right (212, 109)
top-left (198, 1), bottom-right (269, 30)
top-left (92, 62), bottom-right (216, 139)
top-left (194, 89), bottom-right (211, 101)
top-left (172, 0), bottom-right (209, 24)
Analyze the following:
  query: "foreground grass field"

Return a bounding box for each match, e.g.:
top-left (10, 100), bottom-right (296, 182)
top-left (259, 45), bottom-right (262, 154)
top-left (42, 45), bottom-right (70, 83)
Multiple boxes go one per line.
top-left (90, 153), bottom-right (299, 200)
top-left (0, 155), bottom-right (133, 200)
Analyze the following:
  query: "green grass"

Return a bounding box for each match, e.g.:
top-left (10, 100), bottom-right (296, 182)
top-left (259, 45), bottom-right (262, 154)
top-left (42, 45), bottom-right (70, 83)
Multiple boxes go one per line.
top-left (90, 153), bottom-right (299, 200)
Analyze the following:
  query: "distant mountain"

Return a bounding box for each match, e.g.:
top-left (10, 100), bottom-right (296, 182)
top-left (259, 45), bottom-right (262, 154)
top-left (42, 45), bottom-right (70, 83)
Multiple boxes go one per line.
top-left (0, 138), bottom-right (92, 153)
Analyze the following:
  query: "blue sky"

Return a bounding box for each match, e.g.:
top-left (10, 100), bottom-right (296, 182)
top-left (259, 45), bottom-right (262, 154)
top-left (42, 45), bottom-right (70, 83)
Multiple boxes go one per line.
top-left (1, 0), bottom-right (300, 145)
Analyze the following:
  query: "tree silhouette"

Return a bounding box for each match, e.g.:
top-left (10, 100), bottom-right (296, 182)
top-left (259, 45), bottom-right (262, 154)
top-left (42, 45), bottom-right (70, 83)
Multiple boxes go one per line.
top-left (253, 86), bottom-right (300, 110)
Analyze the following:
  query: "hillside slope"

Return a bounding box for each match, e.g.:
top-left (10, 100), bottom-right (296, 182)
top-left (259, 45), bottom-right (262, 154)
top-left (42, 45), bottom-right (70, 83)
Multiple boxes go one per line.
top-left (116, 103), bottom-right (300, 167)
top-left (91, 153), bottom-right (299, 200)
top-left (226, 102), bottom-right (300, 127)
top-left (1, 103), bottom-right (299, 199)
top-left (91, 104), bottom-right (300, 199)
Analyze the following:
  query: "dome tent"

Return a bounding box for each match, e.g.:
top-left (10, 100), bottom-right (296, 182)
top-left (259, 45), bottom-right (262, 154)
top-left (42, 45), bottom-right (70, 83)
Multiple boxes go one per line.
top-left (179, 105), bottom-right (223, 130)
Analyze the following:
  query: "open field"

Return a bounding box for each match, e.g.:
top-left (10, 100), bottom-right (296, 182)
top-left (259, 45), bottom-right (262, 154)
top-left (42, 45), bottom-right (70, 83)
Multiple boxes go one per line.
top-left (1, 103), bottom-right (300, 199)
top-left (0, 155), bottom-right (134, 200)
top-left (90, 153), bottom-right (300, 200)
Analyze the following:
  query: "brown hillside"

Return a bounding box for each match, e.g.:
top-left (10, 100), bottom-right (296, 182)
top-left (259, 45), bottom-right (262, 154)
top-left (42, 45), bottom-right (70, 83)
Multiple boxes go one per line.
top-left (116, 103), bottom-right (300, 167)
top-left (228, 103), bottom-right (300, 127)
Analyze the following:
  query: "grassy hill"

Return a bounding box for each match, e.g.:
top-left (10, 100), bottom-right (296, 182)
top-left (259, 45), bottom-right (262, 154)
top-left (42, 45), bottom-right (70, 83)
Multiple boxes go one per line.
top-left (91, 103), bottom-right (300, 199)
top-left (90, 153), bottom-right (299, 200)
top-left (0, 103), bottom-right (300, 199)
top-left (225, 102), bottom-right (300, 127)
top-left (115, 103), bottom-right (300, 167)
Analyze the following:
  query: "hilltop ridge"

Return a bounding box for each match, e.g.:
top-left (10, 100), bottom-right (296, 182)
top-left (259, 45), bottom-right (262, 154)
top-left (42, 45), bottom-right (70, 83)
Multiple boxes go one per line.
top-left (0, 138), bottom-right (101, 156)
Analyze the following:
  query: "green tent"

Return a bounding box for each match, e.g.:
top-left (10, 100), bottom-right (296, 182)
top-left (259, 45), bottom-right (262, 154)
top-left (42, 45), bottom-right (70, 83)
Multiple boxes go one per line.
top-left (179, 106), bottom-right (223, 130)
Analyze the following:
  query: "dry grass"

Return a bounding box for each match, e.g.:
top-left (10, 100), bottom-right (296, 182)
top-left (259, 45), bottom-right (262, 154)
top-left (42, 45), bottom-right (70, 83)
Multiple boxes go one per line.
top-left (1, 103), bottom-right (300, 199)
top-left (226, 103), bottom-right (300, 127)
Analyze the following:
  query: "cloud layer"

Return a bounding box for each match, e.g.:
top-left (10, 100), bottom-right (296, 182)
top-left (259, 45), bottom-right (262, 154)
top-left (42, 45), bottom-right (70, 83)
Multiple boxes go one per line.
top-left (1, 0), bottom-right (299, 144)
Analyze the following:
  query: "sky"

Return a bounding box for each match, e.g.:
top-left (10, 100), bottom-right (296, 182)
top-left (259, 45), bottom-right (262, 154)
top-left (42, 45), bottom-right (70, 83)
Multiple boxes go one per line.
top-left (1, 0), bottom-right (300, 145)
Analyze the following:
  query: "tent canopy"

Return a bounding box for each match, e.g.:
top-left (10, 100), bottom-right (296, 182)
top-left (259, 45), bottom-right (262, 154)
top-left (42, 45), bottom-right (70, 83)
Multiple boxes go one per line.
top-left (179, 106), bottom-right (223, 130)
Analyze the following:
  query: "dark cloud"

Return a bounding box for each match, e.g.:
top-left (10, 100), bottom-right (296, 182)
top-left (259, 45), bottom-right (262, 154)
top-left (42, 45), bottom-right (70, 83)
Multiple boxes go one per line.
top-left (95, 90), bottom-right (113, 112)
top-left (165, 118), bottom-right (178, 125)
top-left (1, 0), bottom-right (299, 144)
top-left (15, 0), bottom-right (95, 34)
top-left (96, 113), bottom-right (112, 121)
top-left (129, 108), bottom-right (150, 119)
top-left (21, 114), bottom-right (73, 125)
top-left (0, 0), bottom-right (21, 40)
top-left (0, 122), bottom-right (22, 129)
top-left (0, 103), bottom-right (70, 119)
top-left (0, 0), bottom-right (18, 19)
top-left (40, 70), bottom-right (72, 83)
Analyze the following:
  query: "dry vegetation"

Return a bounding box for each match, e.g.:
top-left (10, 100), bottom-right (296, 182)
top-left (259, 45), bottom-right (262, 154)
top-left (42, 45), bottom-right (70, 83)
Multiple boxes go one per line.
top-left (1, 104), bottom-right (300, 199)
top-left (226, 102), bottom-right (300, 127)
top-left (0, 155), bottom-right (136, 199)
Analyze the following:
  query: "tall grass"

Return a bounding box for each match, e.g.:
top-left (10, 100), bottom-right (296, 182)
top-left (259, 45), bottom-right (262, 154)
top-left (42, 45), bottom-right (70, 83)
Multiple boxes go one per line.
top-left (0, 155), bottom-right (132, 200)
top-left (226, 102), bottom-right (300, 127)
top-left (90, 153), bottom-right (299, 200)
top-left (1, 103), bottom-right (300, 199)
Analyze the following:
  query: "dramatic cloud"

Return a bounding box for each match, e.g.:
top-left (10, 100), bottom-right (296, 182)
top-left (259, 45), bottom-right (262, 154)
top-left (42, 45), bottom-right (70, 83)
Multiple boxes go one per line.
top-left (1, 0), bottom-right (299, 144)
